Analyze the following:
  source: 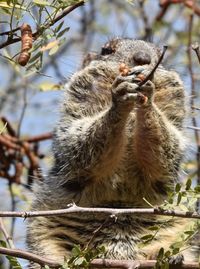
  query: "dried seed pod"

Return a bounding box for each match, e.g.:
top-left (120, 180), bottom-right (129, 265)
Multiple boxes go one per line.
top-left (136, 73), bottom-right (146, 81)
top-left (18, 23), bottom-right (32, 66)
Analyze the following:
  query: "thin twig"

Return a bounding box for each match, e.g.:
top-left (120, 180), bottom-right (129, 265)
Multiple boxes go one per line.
top-left (9, 87), bottom-right (28, 237)
top-left (17, 86), bottom-right (28, 139)
top-left (0, 218), bottom-right (15, 249)
top-left (0, 122), bottom-right (52, 184)
top-left (8, 184), bottom-right (16, 240)
top-left (192, 43), bottom-right (200, 64)
top-left (1, 117), bottom-right (16, 136)
top-left (24, 132), bottom-right (52, 143)
top-left (131, 45), bottom-right (168, 90)
top-left (0, 27), bottom-right (20, 36)
top-left (191, 106), bottom-right (200, 111)
top-left (0, 247), bottom-right (60, 268)
top-left (138, 0), bottom-right (152, 41)
top-left (85, 216), bottom-right (111, 249)
top-left (0, 205), bottom-right (199, 219)
top-left (157, 0), bottom-right (200, 20)
top-left (186, 126), bottom-right (200, 131)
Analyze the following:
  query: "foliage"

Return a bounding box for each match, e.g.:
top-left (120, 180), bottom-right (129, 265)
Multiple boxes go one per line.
top-left (162, 179), bottom-right (200, 211)
top-left (140, 178), bottom-right (200, 267)
top-left (62, 245), bottom-right (105, 269)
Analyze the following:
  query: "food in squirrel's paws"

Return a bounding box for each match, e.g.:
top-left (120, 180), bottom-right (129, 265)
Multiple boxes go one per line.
top-left (119, 63), bottom-right (148, 105)
top-left (119, 63), bottom-right (130, 76)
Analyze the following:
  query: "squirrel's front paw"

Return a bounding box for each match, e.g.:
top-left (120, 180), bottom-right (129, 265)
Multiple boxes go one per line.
top-left (128, 67), bottom-right (155, 105)
top-left (111, 73), bottom-right (155, 111)
top-left (111, 75), bottom-right (140, 111)
top-left (112, 71), bottom-right (150, 111)
top-left (138, 80), bottom-right (155, 103)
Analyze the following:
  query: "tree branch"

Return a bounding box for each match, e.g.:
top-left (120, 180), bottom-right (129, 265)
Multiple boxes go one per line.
top-left (186, 126), bottom-right (200, 131)
top-left (157, 0), bottom-right (200, 21)
top-left (23, 132), bottom-right (52, 143)
top-left (0, 218), bottom-right (15, 249)
top-left (91, 259), bottom-right (199, 269)
top-left (0, 247), bottom-right (60, 268)
top-left (0, 247), bottom-right (199, 269)
top-left (0, 204), bottom-right (199, 219)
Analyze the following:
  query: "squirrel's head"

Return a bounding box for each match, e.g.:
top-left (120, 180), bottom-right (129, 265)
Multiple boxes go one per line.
top-left (83, 38), bottom-right (161, 68)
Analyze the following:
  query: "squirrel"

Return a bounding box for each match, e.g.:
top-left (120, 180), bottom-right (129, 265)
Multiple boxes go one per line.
top-left (27, 38), bottom-right (199, 267)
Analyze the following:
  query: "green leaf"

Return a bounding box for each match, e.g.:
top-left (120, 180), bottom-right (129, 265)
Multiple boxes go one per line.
top-left (38, 82), bottom-right (61, 91)
top-left (188, 197), bottom-right (197, 209)
top-left (57, 27), bottom-right (70, 38)
top-left (74, 257), bottom-right (87, 266)
top-left (164, 250), bottom-right (171, 258)
top-left (49, 44), bottom-right (59, 55)
top-left (33, 0), bottom-right (51, 6)
top-left (0, 240), bottom-right (7, 248)
top-left (0, 1), bottom-right (25, 9)
top-left (179, 204), bottom-right (188, 211)
top-left (61, 264), bottom-right (70, 269)
top-left (184, 230), bottom-right (195, 236)
top-left (148, 225), bottom-right (159, 231)
top-left (194, 185), bottom-right (200, 193)
top-left (171, 248), bottom-right (180, 255)
top-left (71, 245), bottom-right (81, 257)
top-left (84, 252), bottom-right (93, 262)
top-left (141, 234), bottom-right (153, 241)
top-left (41, 40), bottom-right (59, 52)
top-left (55, 21), bottom-right (64, 33)
top-left (168, 197), bottom-right (173, 204)
top-left (163, 262), bottom-right (169, 269)
top-left (157, 247), bottom-right (164, 260)
top-left (175, 183), bottom-right (181, 193)
top-left (97, 246), bottom-right (105, 253)
top-left (28, 51), bottom-right (42, 64)
top-left (155, 261), bottom-right (162, 269)
top-left (170, 241), bottom-right (183, 250)
top-left (6, 256), bottom-right (22, 269)
top-left (185, 178), bottom-right (192, 190)
top-left (177, 192), bottom-right (182, 205)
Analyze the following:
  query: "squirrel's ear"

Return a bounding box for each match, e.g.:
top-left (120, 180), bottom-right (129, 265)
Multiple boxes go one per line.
top-left (82, 52), bottom-right (101, 67)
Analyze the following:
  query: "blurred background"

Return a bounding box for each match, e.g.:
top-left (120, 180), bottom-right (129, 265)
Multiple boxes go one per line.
top-left (0, 0), bottom-right (200, 268)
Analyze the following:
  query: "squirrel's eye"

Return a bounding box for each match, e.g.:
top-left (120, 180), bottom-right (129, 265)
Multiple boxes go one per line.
top-left (101, 47), bottom-right (114, 56)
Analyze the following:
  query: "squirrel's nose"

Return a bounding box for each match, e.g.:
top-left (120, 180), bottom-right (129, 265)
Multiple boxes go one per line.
top-left (133, 51), bottom-right (151, 65)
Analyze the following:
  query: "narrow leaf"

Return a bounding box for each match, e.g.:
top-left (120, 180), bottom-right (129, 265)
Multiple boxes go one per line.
top-left (185, 178), bottom-right (192, 190)
top-left (33, 0), bottom-right (51, 6)
top-left (57, 27), bottom-right (70, 38)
